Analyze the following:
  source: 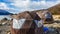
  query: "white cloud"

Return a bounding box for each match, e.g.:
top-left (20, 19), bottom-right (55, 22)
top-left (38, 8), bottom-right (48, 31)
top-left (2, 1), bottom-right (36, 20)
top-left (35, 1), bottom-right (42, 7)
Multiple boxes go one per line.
top-left (0, 3), bottom-right (9, 10)
top-left (0, 0), bottom-right (60, 14)
top-left (0, 2), bottom-right (19, 14)
top-left (12, 0), bottom-right (60, 12)
top-left (13, 0), bottom-right (30, 8)
top-left (0, 0), bottom-right (15, 10)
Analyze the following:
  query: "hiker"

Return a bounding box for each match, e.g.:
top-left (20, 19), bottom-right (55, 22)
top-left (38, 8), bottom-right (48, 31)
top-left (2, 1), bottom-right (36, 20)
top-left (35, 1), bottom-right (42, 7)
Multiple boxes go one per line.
top-left (45, 11), bottom-right (51, 21)
top-left (44, 11), bottom-right (53, 23)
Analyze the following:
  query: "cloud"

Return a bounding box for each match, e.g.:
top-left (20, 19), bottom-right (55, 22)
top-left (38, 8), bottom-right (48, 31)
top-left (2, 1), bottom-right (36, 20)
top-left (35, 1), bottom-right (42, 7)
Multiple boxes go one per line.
top-left (13, 0), bottom-right (30, 8)
top-left (0, 0), bottom-right (13, 3)
top-left (12, 0), bottom-right (60, 12)
top-left (0, 2), bottom-right (9, 10)
top-left (0, 0), bottom-right (60, 14)
top-left (0, 2), bottom-right (19, 14)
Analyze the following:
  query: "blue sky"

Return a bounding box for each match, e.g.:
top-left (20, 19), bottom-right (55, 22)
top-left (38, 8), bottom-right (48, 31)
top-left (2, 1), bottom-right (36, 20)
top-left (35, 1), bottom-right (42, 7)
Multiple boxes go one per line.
top-left (0, 0), bottom-right (60, 14)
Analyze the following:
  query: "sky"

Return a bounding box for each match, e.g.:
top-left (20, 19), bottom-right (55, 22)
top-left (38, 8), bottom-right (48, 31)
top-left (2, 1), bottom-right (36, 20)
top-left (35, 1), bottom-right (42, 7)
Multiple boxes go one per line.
top-left (0, 0), bottom-right (60, 14)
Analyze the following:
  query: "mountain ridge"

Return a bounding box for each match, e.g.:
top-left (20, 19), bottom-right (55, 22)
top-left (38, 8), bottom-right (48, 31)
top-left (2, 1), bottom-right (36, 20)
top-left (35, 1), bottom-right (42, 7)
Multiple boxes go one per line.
top-left (48, 4), bottom-right (60, 15)
top-left (0, 9), bottom-right (13, 15)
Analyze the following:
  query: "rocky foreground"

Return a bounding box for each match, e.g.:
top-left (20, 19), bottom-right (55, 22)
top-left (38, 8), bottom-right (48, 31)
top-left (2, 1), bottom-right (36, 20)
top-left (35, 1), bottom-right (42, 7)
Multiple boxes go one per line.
top-left (0, 20), bottom-right (60, 34)
top-left (0, 15), bottom-right (60, 34)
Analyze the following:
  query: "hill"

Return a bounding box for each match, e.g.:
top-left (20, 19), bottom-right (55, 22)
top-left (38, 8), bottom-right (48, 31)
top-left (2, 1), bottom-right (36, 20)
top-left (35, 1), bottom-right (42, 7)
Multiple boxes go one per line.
top-left (48, 4), bottom-right (60, 15)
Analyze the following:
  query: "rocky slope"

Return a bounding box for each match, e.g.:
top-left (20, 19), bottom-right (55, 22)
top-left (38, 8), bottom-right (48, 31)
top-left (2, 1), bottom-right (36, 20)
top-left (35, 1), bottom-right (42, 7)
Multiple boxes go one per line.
top-left (48, 4), bottom-right (60, 15)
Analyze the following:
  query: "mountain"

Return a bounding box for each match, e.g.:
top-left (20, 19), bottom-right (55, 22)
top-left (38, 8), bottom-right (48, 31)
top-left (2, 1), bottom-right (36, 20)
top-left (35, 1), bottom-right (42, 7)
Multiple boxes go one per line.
top-left (48, 4), bottom-right (60, 15)
top-left (0, 9), bottom-right (13, 15)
